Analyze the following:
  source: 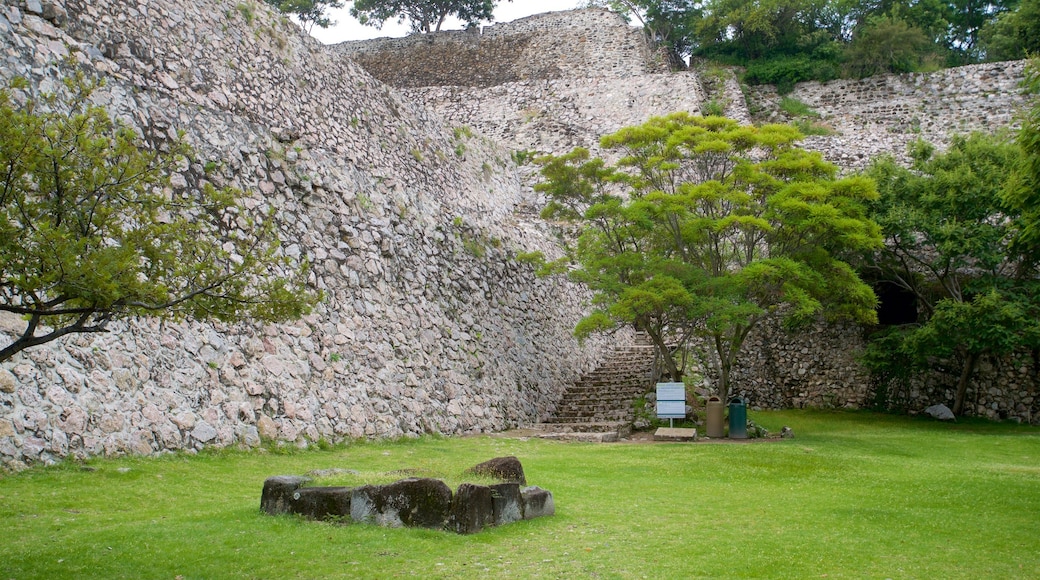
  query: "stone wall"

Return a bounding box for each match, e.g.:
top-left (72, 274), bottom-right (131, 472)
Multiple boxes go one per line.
top-left (0, 0), bottom-right (622, 470)
top-left (334, 9), bottom-right (670, 89)
top-left (749, 60), bottom-right (1029, 169)
top-left (339, 11), bottom-right (1036, 422)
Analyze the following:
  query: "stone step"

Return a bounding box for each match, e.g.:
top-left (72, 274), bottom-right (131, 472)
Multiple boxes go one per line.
top-left (556, 394), bottom-right (646, 406)
top-left (533, 421), bottom-right (632, 435)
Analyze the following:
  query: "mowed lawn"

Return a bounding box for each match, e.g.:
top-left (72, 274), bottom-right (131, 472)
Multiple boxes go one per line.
top-left (1, 410), bottom-right (1038, 579)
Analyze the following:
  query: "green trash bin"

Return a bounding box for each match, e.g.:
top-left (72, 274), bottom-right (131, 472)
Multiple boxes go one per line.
top-left (728, 397), bottom-right (747, 439)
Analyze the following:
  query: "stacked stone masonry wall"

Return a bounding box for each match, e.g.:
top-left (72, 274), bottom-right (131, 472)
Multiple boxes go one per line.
top-left (0, 2), bottom-right (1035, 471)
top-left (334, 9), bottom-right (670, 89)
top-left (0, 0), bottom-right (624, 470)
top-left (339, 10), bottom-right (1036, 422)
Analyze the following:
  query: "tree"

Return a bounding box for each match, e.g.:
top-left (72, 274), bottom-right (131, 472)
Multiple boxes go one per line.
top-left (349, 0), bottom-right (509, 33)
top-left (583, 0), bottom-right (703, 66)
top-left (0, 74), bottom-right (318, 364)
top-left (1004, 58), bottom-right (1040, 265)
top-left (264, 0), bottom-right (345, 31)
top-left (981, 0), bottom-right (1040, 60)
top-left (842, 14), bottom-right (938, 78)
top-left (863, 132), bottom-right (1038, 414)
top-left (534, 114), bottom-right (881, 400)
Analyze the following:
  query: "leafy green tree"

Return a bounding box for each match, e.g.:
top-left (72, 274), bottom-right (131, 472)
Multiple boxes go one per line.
top-left (863, 132), bottom-right (1037, 414)
top-left (583, 0), bottom-right (703, 65)
top-left (0, 75), bottom-right (318, 364)
top-left (981, 0), bottom-right (1040, 60)
top-left (264, 0), bottom-right (345, 31)
top-left (842, 14), bottom-right (938, 78)
top-left (1005, 58), bottom-right (1040, 266)
top-left (349, 0), bottom-right (509, 33)
top-left (945, 0), bottom-right (1018, 62)
top-left (534, 114), bottom-right (881, 400)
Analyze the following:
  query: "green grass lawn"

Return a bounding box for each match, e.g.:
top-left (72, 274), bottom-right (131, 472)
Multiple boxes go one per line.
top-left (2, 410), bottom-right (1039, 579)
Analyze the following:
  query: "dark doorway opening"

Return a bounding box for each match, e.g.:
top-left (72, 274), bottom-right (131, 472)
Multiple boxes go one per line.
top-left (875, 283), bottom-right (918, 326)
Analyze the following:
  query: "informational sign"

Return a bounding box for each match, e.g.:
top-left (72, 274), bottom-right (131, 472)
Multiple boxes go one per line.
top-left (656, 382), bottom-right (686, 419)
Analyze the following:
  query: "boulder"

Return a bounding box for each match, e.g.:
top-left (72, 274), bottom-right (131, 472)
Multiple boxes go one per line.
top-left (924, 404), bottom-right (956, 421)
top-left (490, 482), bottom-right (524, 526)
top-left (350, 478), bottom-right (453, 529)
top-left (260, 475), bottom-right (311, 515)
top-left (467, 456), bottom-right (526, 485)
top-left (446, 483), bottom-right (495, 534)
top-left (521, 486), bottom-right (555, 520)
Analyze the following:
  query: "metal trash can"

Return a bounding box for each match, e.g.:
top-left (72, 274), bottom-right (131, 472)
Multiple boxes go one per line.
top-left (728, 397), bottom-right (747, 439)
top-left (706, 396), bottom-right (724, 438)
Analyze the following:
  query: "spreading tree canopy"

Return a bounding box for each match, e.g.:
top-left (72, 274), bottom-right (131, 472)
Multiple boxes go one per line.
top-left (349, 0), bottom-right (510, 33)
top-left (532, 113), bottom-right (881, 401)
top-left (264, 0), bottom-right (345, 31)
top-left (0, 74), bottom-right (318, 363)
top-left (863, 131), bottom-right (1040, 415)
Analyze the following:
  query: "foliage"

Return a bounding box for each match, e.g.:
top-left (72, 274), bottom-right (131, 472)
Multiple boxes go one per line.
top-left (583, 0), bottom-right (703, 65)
top-left (263, 0), bottom-right (344, 30)
top-left (842, 14), bottom-right (939, 78)
top-left (0, 74), bottom-right (317, 363)
top-left (742, 53), bottom-right (841, 93)
top-left (981, 0), bottom-right (1040, 60)
top-left (2, 412), bottom-right (1040, 578)
top-left (349, 0), bottom-right (509, 33)
top-left (534, 113), bottom-right (881, 400)
top-left (1004, 58), bottom-right (1040, 267)
top-left (863, 132), bottom-right (1038, 414)
top-left (687, 0), bottom-right (1018, 88)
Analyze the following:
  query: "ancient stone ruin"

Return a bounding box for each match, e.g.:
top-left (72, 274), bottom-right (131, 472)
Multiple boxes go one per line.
top-left (260, 456), bottom-right (553, 534)
top-left (0, 0), bottom-right (1037, 472)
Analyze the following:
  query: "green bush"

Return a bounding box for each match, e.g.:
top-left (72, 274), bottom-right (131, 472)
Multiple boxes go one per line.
top-left (743, 55), bottom-right (838, 94)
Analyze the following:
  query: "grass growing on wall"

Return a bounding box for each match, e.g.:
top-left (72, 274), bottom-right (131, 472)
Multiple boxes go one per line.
top-left (1, 411), bottom-right (1039, 578)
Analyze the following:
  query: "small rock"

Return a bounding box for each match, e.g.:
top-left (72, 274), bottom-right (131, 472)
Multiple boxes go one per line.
top-left (924, 404), bottom-right (956, 421)
top-left (780, 426), bottom-right (794, 438)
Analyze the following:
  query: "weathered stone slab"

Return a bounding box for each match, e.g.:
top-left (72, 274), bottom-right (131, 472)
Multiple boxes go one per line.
top-left (291, 487), bottom-right (353, 521)
top-left (350, 478), bottom-right (453, 529)
top-left (446, 483), bottom-right (495, 534)
top-left (467, 456), bottom-right (526, 485)
top-left (521, 486), bottom-right (555, 520)
top-left (653, 427), bottom-right (697, 442)
top-left (260, 475), bottom-right (311, 515)
top-left (490, 482), bottom-right (524, 526)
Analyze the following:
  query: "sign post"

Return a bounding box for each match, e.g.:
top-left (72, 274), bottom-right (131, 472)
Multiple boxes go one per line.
top-left (656, 382), bottom-right (686, 428)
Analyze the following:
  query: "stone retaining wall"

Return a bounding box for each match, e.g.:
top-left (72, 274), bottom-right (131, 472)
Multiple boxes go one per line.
top-left (334, 8), bottom-right (669, 88)
top-left (0, 0), bottom-right (620, 470)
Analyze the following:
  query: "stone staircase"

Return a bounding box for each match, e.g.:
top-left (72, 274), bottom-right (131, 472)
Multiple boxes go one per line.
top-left (533, 333), bottom-right (658, 442)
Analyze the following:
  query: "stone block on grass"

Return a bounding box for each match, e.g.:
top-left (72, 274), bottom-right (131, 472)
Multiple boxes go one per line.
top-left (446, 483), bottom-right (495, 534)
top-left (261, 475), bottom-right (311, 515)
top-left (291, 487), bottom-right (353, 521)
top-left (350, 478), bottom-right (453, 529)
top-left (521, 486), bottom-right (555, 520)
top-left (467, 456), bottom-right (526, 485)
top-left (490, 482), bottom-right (524, 525)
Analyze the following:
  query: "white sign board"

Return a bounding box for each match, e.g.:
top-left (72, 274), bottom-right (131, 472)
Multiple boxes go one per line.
top-left (656, 382), bottom-right (686, 419)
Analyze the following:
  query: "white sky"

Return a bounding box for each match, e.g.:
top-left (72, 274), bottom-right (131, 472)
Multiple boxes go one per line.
top-left (311, 1), bottom-right (587, 44)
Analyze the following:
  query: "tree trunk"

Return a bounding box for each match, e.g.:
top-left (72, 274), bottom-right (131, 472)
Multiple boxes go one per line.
top-left (952, 351), bottom-right (980, 415)
top-left (646, 328), bottom-right (681, 382)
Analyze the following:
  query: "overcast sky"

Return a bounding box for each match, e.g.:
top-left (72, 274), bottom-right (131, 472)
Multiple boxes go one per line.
top-left (311, 1), bottom-right (587, 44)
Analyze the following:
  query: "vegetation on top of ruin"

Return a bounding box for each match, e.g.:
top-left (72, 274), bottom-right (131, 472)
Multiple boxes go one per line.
top-left (586, 0), bottom-right (1039, 93)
